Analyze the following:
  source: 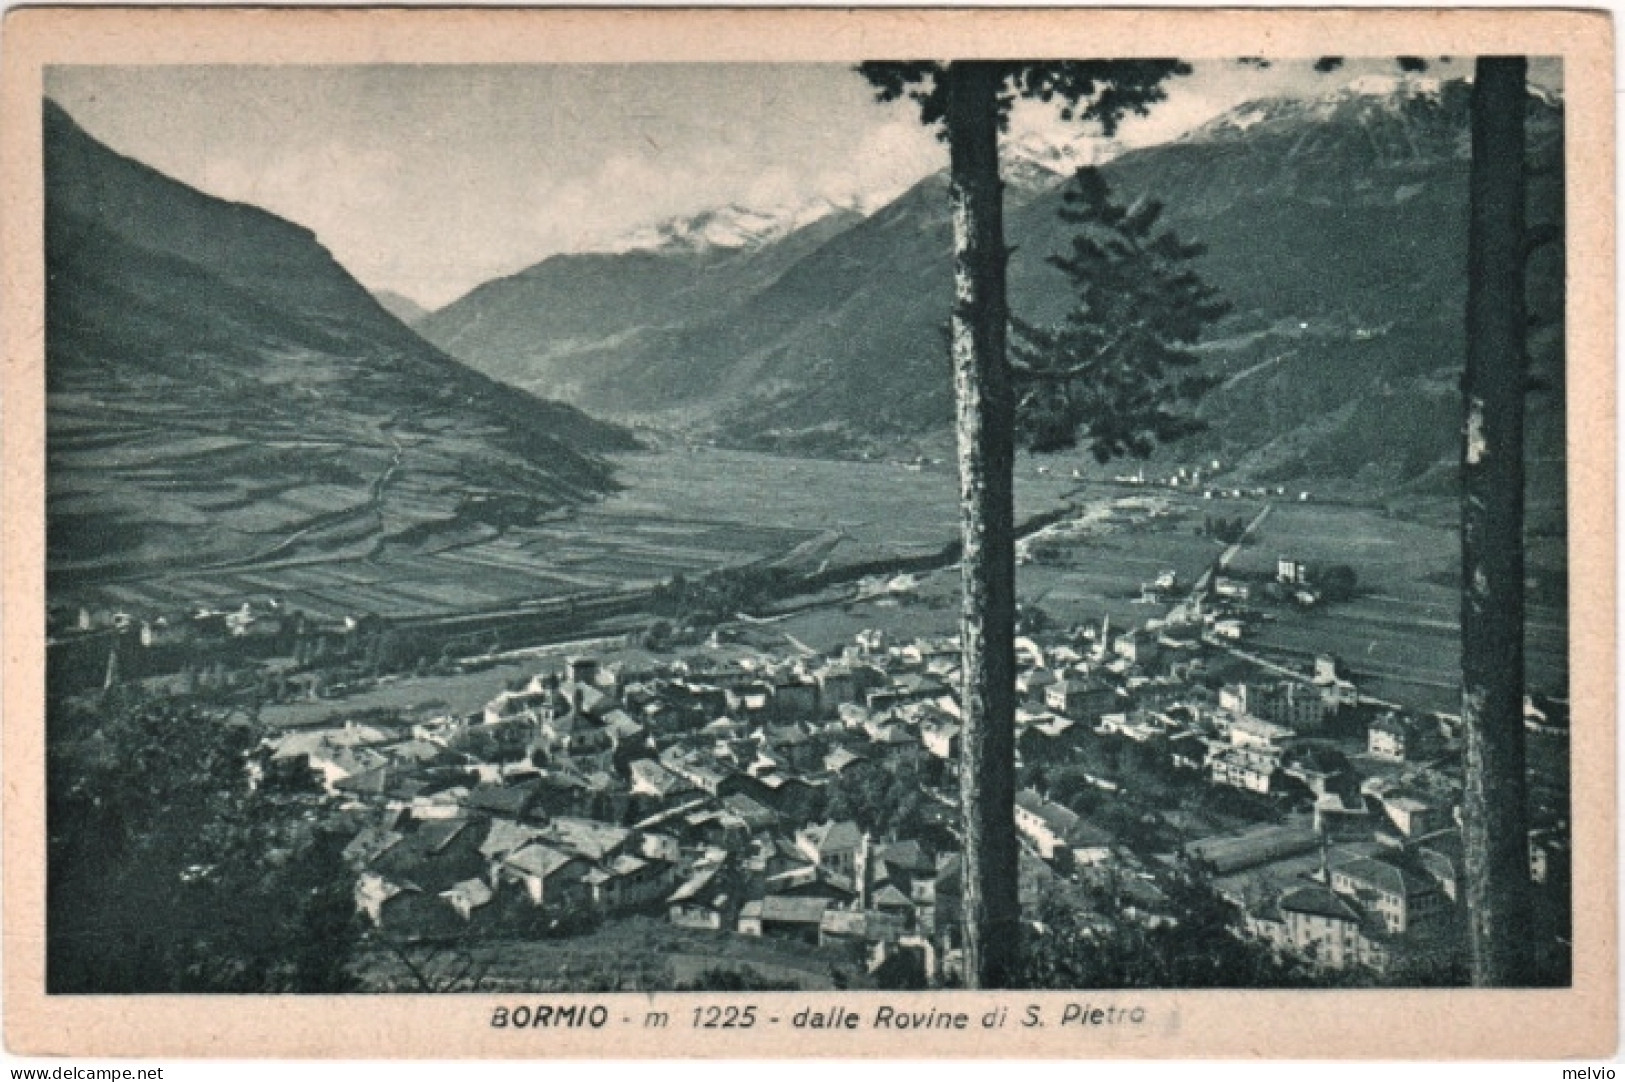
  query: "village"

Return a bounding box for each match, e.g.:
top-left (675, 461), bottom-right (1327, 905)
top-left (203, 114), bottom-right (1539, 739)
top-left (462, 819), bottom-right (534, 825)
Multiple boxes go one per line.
top-left (234, 546), bottom-right (1572, 990)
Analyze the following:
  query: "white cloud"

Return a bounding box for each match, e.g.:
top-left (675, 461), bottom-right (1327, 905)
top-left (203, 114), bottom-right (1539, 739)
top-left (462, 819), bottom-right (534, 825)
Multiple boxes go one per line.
top-left (52, 58), bottom-right (1535, 311)
top-left (818, 116), bottom-right (945, 212)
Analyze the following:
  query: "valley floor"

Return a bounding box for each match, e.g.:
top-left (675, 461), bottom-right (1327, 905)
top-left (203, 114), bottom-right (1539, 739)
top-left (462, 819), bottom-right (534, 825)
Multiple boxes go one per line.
top-left (47, 446), bottom-right (1574, 993)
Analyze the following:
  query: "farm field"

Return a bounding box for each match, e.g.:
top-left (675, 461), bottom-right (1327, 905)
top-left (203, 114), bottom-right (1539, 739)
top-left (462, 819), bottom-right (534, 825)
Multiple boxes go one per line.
top-left (1018, 496), bottom-right (1249, 632)
top-left (64, 448), bottom-right (1078, 625)
top-left (745, 485), bottom-right (1246, 652)
top-left (600, 447), bottom-right (1079, 565)
top-left (1229, 503), bottom-right (1569, 713)
top-left (1225, 502), bottom-right (1461, 582)
top-left (912, 488), bottom-right (1567, 719)
top-left (772, 570), bottom-right (964, 652)
top-left (257, 657), bottom-right (536, 729)
top-left (68, 434), bottom-right (1569, 724)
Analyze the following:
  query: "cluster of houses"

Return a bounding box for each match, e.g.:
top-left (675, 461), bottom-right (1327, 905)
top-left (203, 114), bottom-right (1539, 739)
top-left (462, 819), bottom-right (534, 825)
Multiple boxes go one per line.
top-left (48, 594), bottom-right (394, 699)
top-left (265, 642), bottom-right (988, 981)
top-left (53, 599), bottom-right (289, 644)
top-left (257, 578), bottom-right (1567, 984)
top-left (1107, 462), bottom-right (1311, 503)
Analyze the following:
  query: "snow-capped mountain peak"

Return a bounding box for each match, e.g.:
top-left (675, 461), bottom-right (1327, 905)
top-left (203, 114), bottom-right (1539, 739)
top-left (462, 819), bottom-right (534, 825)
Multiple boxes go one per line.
top-left (609, 198), bottom-right (853, 254)
top-left (1339, 72), bottom-right (1444, 100)
top-left (1178, 73), bottom-right (1464, 148)
top-left (1001, 130), bottom-right (1124, 191)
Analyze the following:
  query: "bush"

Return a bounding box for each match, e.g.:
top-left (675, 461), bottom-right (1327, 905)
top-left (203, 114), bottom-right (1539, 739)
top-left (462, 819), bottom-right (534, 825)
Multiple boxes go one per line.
top-left (1016, 870), bottom-right (1348, 989)
top-left (673, 966), bottom-right (802, 991)
top-left (48, 693), bottom-right (360, 992)
top-left (1314, 563), bottom-right (1359, 602)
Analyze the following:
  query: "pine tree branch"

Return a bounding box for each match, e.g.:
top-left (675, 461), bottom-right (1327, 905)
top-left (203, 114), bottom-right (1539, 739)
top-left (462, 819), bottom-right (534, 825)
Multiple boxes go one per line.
top-left (1012, 322), bottom-right (1143, 381)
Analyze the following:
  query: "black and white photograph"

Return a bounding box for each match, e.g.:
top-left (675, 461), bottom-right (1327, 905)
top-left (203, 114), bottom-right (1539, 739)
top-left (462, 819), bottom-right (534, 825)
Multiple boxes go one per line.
top-left (1, 6), bottom-right (1615, 1062)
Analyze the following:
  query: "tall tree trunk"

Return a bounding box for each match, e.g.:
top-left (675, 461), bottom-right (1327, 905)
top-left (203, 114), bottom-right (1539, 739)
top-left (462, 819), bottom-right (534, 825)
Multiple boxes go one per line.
top-left (944, 60), bottom-right (1020, 989)
top-left (1461, 54), bottom-right (1534, 987)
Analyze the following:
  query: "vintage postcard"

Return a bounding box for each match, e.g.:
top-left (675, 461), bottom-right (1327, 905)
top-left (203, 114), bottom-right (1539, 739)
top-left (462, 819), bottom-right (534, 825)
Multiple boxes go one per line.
top-left (0, 5), bottom-right (1615, 1061)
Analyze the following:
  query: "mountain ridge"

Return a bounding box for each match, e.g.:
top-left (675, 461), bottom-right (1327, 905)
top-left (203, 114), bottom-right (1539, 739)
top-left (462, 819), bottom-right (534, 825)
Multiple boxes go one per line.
top-left (373, 289), bottom-right (430, 326)
top-left (416, 76), bottom-right (1563, 502)
top-left (45, 98), bottom-right (637, 587)
top-left (415, 206), bottom-right (863, 408)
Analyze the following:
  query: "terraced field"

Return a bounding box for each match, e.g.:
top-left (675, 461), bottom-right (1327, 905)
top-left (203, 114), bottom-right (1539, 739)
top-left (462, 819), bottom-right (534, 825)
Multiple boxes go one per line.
top-left (65, 448), bottom-right (1078, 624)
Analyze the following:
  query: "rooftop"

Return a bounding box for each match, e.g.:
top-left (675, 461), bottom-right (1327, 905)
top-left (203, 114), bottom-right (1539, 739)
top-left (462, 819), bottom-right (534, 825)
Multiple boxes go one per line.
top-left (801, 819), bottom-right (864, 855)
top-left (1334, 855), bottom-right (1436, 898)
top-left (1279, 885), bottom-right (1363, 923)
top-left (504, 842), bottom-right (580, 880)
top-left (542, 817), bottom-right (632, 861)
top-left (758, 895), bottom-right (832, 924)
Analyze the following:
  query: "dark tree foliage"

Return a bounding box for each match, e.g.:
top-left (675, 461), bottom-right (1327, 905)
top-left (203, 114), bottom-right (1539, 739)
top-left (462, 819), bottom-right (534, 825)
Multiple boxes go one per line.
top-left (1016, 869), bottom-right (1346, 989)
top-left (822, 756), bottom-right (930, 842)
top-left (1202, 515), bottom-right (1250, 544)
top-left (48, 694), bottom-right (360, 992)
top-left (650, 566), bottom-right (799, 623)
top-left (873, 948), bottom-right (930, 990)
top-left (1012, 167), bottom-right (1228, 457)
top-left (1314, 563), bottom-right (1359, 602)
top-left (857, 61), bottom-right (1191, 136)
top-left (673, 966), bottom-right (803, 992)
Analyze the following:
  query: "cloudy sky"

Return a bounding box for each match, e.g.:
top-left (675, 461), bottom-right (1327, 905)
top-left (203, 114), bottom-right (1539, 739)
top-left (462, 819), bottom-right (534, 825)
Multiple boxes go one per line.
top-left (46, 59), bottom-right (1535, 309)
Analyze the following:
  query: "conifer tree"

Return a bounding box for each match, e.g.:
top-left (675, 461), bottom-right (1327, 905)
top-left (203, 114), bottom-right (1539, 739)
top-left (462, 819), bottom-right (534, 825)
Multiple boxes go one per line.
top-left (1011, 166), bottom-right (1227, 457)
top-left (857, 60), bottom-right (1195, 988)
